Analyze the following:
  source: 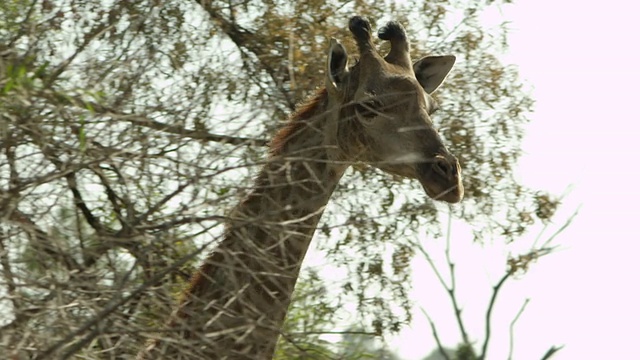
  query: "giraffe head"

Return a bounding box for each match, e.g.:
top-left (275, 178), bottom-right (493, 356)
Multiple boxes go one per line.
top-left (325, 16), bottom-right (463, 203)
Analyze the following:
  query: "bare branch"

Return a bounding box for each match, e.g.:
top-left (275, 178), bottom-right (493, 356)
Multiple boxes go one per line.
top-left (414, 211), bottom-right (471, 351)
top-left (193, 0), bottom-right (297, 110)
top-left (443, 210), bottom-right (472, 346)
top-left (7, 0), bottom-right (39, 47)
top-left (90, 165), bottom-right (128, 228)
top-left (482, 204), bottom-right (577, 359)
top-left (66, 171), bottom-right (110, 234)
top-left (539, 205), bottom-right (581, 249)
top-left (0, 230), bottom-right (19, 321)
top-left (508, 299), bottom-right (530, 360)
top-left (44, 19), bottom-right (117, 87)
top-left (415, 240), bottom-right (450, 291)
top-left (34, 238), bottom-right (213, 360)
top-left (37, 89), bottom-right (269, 147)
top-left (540, 345), bottom-right (564, 360)
top-left (7, 209), bottom-right (81, 270)
top-left (479, 271), bottom-right (510, 360)
top-left (420, 307), bottom-right (451, 360)
top-left (120, 113), bottom-right (268, 147)
top-left (138, 214), bottom-right (226, 232)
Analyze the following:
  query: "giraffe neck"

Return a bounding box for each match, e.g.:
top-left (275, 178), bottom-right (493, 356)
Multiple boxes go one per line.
top-left (139, 95), bottom-right (347, 359)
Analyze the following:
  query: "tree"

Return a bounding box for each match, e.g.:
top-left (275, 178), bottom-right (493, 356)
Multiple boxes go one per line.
top-left (1, 0), bottom-right (559, 358)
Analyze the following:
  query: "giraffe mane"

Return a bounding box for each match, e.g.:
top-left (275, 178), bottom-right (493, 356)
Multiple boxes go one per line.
top-left (269, 87), bottom-right (328, 156)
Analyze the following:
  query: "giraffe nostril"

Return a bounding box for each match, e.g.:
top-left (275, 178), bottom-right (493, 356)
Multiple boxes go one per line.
top-left (434, 159), bottom-right (451, 177)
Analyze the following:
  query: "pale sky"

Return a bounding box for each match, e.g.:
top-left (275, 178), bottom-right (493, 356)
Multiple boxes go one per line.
top-left (390, 1), bottom-right (640, 359)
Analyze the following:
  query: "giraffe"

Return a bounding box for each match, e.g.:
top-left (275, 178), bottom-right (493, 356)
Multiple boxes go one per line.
top-left (138, 16), bottom-right (463, 359)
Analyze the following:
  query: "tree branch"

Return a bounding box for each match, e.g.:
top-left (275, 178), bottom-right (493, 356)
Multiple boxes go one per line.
top-left (7, 0), bottom-right (39, 48)
top-left (138, 214), bottom-right (226, 232)
top-left (34, 238), bottom-right (213, 360)
top-left (65, 170), bottom-right (109, 234)
top-left (420, 307), bottom-right (451, 360)
top-left (40, 89), bottom-right (269, 147)
top-left (131, 180), bottom-right (196, 227)
top-left (508, 298), bottom-right (530, 360)
top-left (415, 211), bottom-right (473, 357)
top-left (481, 205), bottom-right (577, 359)
top-left (540, 345), bottom-right (564, 360)
top-left (90, 164), bottom-right (128, 227)
top-left (44, 18), bottom-right (116, 88)
top-left (479, 271), bottom-right (510, 360)
top-left (443, 211), bottom-right (471, 346)
top-left (538, 205), bottom-right (581, 249)
top-left (193, 0), bottom-right (297, 110)
top-left (7, 209), bottom-right (81, 270)
top-left (120, 112), bottom-right (268, 147)
top-left (0, 230), bottom-right (20, 326)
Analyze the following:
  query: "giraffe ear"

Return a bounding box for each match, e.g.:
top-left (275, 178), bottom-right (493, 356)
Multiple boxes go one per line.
top-left (326, 38), bottom-right (349, 93)
top-left (413, 55), bottom-right (456, 94)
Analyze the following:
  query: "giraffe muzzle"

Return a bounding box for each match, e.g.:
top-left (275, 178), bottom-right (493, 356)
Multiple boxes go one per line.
top-left (416, 159), bottom-right (464, 203)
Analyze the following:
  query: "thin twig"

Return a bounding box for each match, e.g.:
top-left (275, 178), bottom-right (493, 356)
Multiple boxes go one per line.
top-left (194, 0), bottom-right (297, 110)
top-left (8, 0), bottom-right (39, 47)
top-left (479, 271), bottom-right (510, 360)
top-left (415, 210), bottom-right (471, 352)
top-left (37, 89), bottom-right (269, 147)
top-left (34, 238), bottom-right (213, 360)
top-left (482, 207), bottom-right (573, 360)
top-left (444, 210), bottom-right (471, 346)
top-left (415, 241), bottom-right (449, 291)
top-left (420, 307), bottom-right (451, 360)
top-left (508, 298), bottom-right (530, 360)
top-left (287, 330), bottom-right (376, 336)
top-left (540, 345), bottom-right (564, 360)
top-left (540, 205), bottom-right (581, 249)
top-left (288, 22), bottom-right (296, 91)
top-left (0, 231), bottom-right (19, 322)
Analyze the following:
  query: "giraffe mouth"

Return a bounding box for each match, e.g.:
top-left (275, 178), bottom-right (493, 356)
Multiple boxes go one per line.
top-left (374, 159), bottom-right (464, 203)
top-left (419, 180), bottom-right (463, 203)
